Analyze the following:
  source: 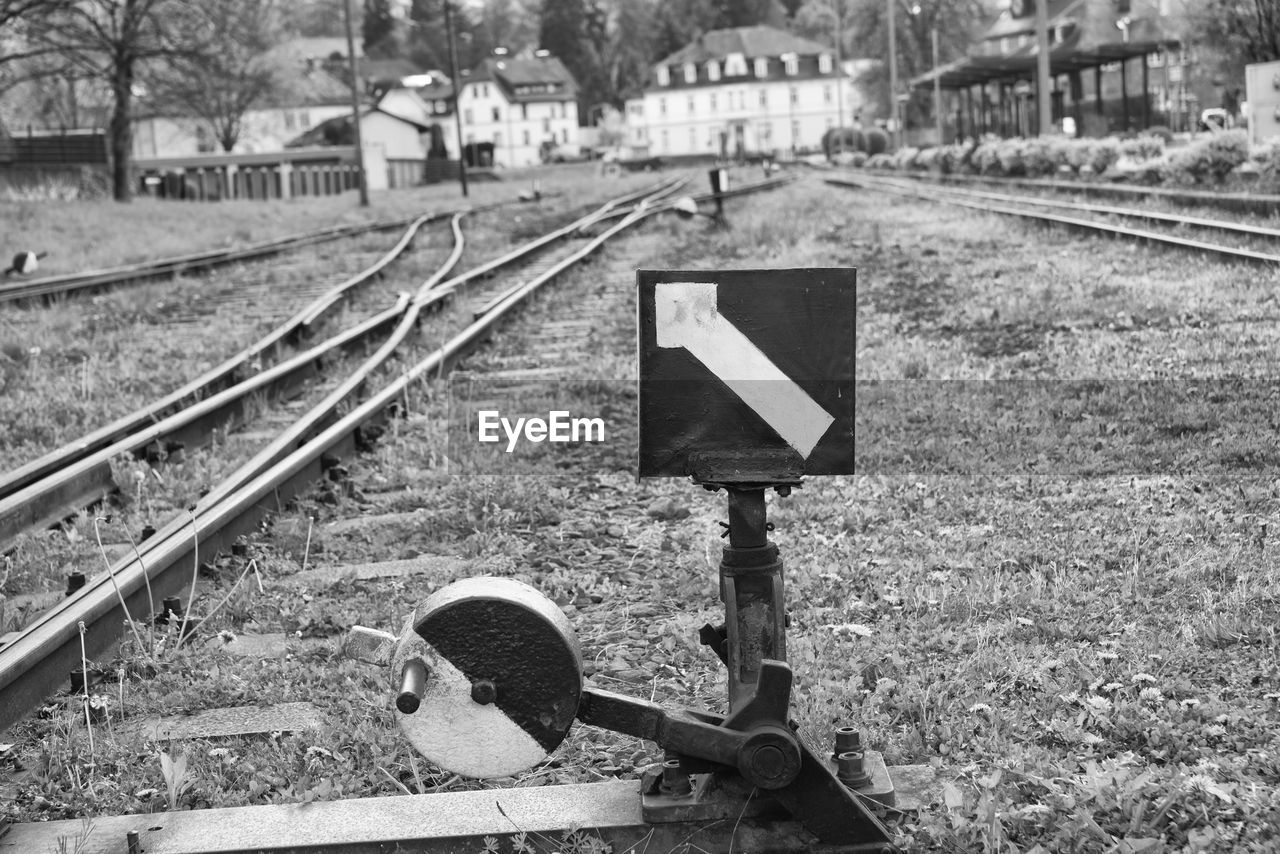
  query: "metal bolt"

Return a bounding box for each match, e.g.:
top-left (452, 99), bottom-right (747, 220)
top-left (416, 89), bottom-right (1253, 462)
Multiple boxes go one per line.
top-left (162, 596), bottom-right (183, 618)
top-left (836, 750), bottom-right (872, 789)
top-left (396, 660), bottom-right (428, 715)
top-left (470, 679), bottom-right (498, 705)
top-left (140, 524), bottom-right (156, 541)
top-left (65, 572), bottom-right (86, 596)
top-left (126, 830), bottom-right (141, 854)
top-left (658, 758), bottom-right (692, 796)
top-left (834, 726), bottom-right (861, 757)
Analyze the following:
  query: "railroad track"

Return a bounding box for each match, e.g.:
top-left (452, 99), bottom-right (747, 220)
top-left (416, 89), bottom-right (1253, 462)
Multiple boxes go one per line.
top-left (0, 218), bottom-right (426, 304)
top-left (870, 167), bottom-right (1280, 216)
top-left (827, 172), bottom-right (1280, 264)
top-left (0, 172), bottom-right (791, 733)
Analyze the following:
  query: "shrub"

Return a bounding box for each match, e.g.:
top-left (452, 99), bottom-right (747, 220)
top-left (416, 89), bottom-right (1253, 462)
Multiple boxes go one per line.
top-left (1145, 125), bottom-right (1174, 144)
top-left (1020, 139), bottom-right (1059, 177)
top-left (1167, 130), bottom-right (1249, 184)
top-left (972, 141), bottom-right (1003, 175)
top-left (996, 139), bottom-right (1027, 176)
top-left (1251, 140), bottom-right (1280, 188)
top-left (1088, 138), bottom-right (1121, 175)
top-left (865, 128), bottom-right (889, 156)
top-left (891, 145), bottom-right (920, 170)
top-left (866, 153), bottom-right (895, 170)
top-left (1119, 135), bottom-right (1166, 162)
top-left (850, 151), bottom-right (868, 168)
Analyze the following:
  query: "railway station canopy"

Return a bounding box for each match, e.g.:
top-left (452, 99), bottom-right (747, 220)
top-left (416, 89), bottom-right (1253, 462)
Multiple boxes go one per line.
top-left (908, 0), bottom-right (1182, 136)
top-left (912, 0), bottom-right (1181, 90)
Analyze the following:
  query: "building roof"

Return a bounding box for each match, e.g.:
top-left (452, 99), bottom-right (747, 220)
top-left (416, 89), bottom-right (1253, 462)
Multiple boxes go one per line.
top-left (911, 0), bottom-right (1180, 90)
top-left (463, 55), bottom-right (579, 102)
top-left (285, 107), bottom-right (430, 148)
top-left (646, 26), bottom-right (839, 91)
top-left (656, 25), bottom-right (830, 66)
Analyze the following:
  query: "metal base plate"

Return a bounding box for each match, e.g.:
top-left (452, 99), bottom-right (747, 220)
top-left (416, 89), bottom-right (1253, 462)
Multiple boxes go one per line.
top-left (642, 751), bottom-right (896, 823)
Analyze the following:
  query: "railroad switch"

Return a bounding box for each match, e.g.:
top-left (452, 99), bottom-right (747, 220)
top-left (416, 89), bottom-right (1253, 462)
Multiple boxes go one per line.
top-left (347, 482), bottom-right (895, 851)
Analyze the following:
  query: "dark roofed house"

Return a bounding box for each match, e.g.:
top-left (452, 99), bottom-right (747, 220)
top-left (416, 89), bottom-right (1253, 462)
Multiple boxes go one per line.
top-left (455, 52), bottom-right (580, 167)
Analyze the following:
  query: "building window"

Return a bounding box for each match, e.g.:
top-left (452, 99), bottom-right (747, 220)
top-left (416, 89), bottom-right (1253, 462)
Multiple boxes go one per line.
top-left (782, 53), bottom-right (798, 75)
top-left (759, 89), bottom-right (768, 108)
top-left (656, 65), bottom-right (670, 86)
top-left (754, 57), bottom-right (768, 78)
top-left (561, 128), bottom-right (568, 142)
top-left (522, 104), bottom-right (528, 120)
top-left (684, 62), bottom-right (697, 83)
top-left (706, 61), bottom-right (720, 82)
top-left (819, 53), bottom-right (833, 74)
top-left (725, 52), bottom-right (746, 76)
top-left (710, 93), bottom-right (717, 112)
top-left (464, 108), bottom-right (473, 124)
top-left (687, 95), bottom-right (695, 114)
top-left (789, 86), bottom-right (798, 106)
top-left (492, 107), bottom-right (500, 122)
top-left (299, 110), bottom-right (311, 127)
top-left (824, 85), bottom-right (833, 104)
top-left (283, 111), bottom-right (296, 131)
top-left (523, 129), bottom-right (530, 145)
top-left (689, 128), bottom-right (696, 149)
top-left (543, 117), bottom-right (551, 132)
top-left (494, 131), bottom-right (502, 147)
top-left (561, 102), bottom-right (567, 118)
top-left (659, 97), bottom-right (666, 116)
top-left (791, 119), bottom-right (800, 143)
top-left (660, 129), bottom-right (668, 151)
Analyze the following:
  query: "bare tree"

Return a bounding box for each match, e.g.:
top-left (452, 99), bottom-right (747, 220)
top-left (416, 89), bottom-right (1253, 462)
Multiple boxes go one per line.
top-left (145, 0), bottom-right (286, 152)
top-left (21, 0), bottom-right (191, 200)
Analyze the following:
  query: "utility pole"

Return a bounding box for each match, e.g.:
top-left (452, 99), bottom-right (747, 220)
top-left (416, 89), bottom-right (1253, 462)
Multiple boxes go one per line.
top-left (1034, 0), bottom-right (1052, 136)
top-left (932, 24), bottom-right (942, 144)
top-left (342, 0), bottom-right (369, 206)
top-left (445, 0), bottom-right (469, 197)
top-left (887, 0), bottom-right (897, 147)
top-left (833, 0), bottom-right (844, 129)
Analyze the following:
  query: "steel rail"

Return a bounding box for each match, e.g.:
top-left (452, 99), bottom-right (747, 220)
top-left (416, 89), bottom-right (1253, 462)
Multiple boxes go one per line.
top-left (860, 173), bottom-right (1280, 241)
top-left (827, 174), bottom-right (1280, 265)
top-left (0, 184), bottom-right (674, 548)
top-left (877, 167), bottom-right (1280, 216)
top-left (0, 182), bottom-right (686, 731)
top-left (0, 219), bottom-right (422, 304)
top-left (0, 293), bottom-right (413, 548)
top-left (0, 212), bottom-right (450, 506)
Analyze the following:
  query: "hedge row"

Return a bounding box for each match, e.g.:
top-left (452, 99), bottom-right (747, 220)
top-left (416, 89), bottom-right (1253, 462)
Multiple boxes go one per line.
top-left (853, 130), bottom-right (1270, 187)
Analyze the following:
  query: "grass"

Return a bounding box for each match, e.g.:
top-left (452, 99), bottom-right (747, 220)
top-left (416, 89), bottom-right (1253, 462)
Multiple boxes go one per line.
top-left (5, 170), bottom-right (1279, 852)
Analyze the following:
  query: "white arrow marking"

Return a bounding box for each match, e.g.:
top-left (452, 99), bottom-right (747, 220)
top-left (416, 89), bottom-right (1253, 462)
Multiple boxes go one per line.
top-left (656, 281), bottom-right (835, 458)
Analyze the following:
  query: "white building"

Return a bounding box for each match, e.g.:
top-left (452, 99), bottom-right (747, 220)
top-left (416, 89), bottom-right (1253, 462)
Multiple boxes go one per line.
top-left (455, 53), bottom-right (579, 168)
top-left (627, 25), bottom-right (863, 159)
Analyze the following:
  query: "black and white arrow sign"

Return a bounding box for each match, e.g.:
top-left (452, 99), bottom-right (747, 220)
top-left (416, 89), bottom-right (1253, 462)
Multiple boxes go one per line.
top-left (639, 268), bottom-right (854, 479)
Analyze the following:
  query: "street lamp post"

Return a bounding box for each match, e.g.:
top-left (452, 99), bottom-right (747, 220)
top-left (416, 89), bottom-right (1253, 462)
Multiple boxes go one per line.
top-left (341, 0), bottom-right (369, 206)
top-left (832, 0), bottom-right (844, 129)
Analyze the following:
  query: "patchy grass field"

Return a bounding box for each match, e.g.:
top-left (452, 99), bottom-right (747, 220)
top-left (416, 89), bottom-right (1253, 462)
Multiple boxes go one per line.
top-left (4, 173), bottom-right (1279, 854)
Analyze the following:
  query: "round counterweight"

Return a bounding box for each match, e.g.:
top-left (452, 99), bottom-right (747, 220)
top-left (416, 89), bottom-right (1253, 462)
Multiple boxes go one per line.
top-left (391, 576), bottom-right (583, 779)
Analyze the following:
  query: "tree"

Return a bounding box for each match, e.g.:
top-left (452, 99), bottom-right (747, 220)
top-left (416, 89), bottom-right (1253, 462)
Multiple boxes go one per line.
top-left (21, 0), bottom-right (192, 200)
top-left (1183, 0), bottom-right (1280, 84)
top-left (539, 0), bottom-right (609, 123)
top-left (363, 0), bottom-right (400, 58)
top-left (145, 0), bottom-right (287, 152)
top-left (797, 0), bottom-right (990, 127)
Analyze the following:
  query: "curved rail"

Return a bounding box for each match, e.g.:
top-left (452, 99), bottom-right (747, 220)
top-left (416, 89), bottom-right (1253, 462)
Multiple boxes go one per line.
top-left (0, 213), bottom-right (448, 505)
top-left (0, 218), bottom-right (422, 304)
top-left (826, 173), bottom-right (1280, 265)
top-left (0, 174), bottom-right (791, 732)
